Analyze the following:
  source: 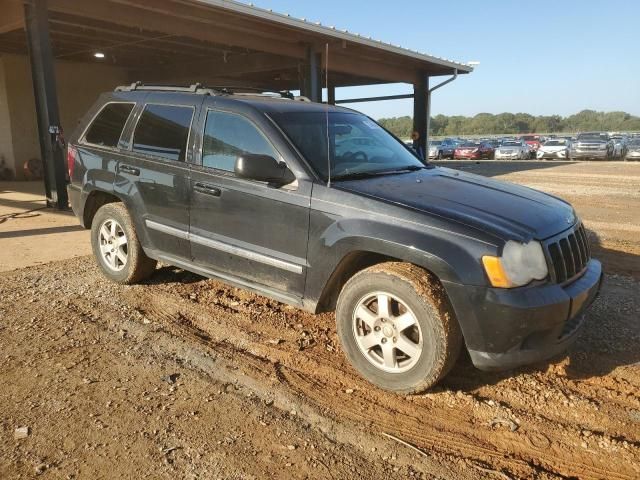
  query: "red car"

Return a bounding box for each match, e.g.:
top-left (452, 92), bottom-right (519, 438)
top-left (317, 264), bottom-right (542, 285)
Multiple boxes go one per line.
top-left (453, 142), bottom-right (495, 160)
top-left (520, 135), bottom-right (542, 157)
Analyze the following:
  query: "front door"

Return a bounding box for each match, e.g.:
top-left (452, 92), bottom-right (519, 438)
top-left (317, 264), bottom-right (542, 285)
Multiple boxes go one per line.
top-left (189, 107), bottom-right (310, 299)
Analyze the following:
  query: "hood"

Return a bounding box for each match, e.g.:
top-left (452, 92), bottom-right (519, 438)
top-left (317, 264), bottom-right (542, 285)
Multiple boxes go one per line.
top-left (540, 145), bottom-right (568, 152)
top-left (335, 167), bottom-right (575, 242)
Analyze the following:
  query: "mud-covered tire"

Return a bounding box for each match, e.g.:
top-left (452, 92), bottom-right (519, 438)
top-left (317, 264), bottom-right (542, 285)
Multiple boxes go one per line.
top-left (90, 203), bottom-right (157, 284)
top-left (336, 262), bottom-right (462, 394)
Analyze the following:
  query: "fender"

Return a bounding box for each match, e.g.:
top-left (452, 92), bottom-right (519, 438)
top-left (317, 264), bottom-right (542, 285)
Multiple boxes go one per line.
top-left (304, 214), bottom-right (496, 312)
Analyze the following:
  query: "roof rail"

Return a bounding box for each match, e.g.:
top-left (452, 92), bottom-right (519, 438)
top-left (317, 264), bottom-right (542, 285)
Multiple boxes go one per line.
top-left (114, 82), bottom-right (299, 100)
top-left (207, 86), bottom-right (295, 99)
top-left (114, 82), bottom-right (219, 95)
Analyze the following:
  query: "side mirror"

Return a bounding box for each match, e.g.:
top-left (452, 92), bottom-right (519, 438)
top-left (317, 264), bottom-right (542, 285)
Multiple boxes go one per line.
top-left (234, 154), bottom-right (294, 185)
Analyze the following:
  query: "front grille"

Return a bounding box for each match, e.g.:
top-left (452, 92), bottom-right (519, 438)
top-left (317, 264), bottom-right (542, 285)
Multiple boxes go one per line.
top-left (545, 223), bottom-right (590, 283)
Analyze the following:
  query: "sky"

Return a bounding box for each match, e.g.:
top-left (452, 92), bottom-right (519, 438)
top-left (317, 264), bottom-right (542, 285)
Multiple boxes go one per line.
top-left (243, 0), bottom-right (640, 119)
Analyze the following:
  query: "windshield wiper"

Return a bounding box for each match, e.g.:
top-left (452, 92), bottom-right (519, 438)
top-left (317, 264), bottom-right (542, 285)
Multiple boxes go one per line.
top-left (332, 165), bottom-right (425, 181)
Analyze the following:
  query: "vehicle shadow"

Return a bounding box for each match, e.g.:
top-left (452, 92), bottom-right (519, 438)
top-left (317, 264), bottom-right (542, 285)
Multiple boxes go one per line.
top-left (143, 263), bottom-right (205, 286)
top-left (442, 227), bottom-right (640, 391)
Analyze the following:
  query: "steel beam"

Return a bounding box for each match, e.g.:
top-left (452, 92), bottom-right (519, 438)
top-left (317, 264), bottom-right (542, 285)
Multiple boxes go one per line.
top-left (335, 93), bottom-right (414, 105)
top-left (412, 75), bottom-right (428, 162)
top-left (24, 0), bottom-right (67, 209)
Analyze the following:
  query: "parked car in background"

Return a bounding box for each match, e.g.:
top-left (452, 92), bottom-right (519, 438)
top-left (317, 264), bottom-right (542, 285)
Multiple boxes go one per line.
top-left (494, 140), bottom-right (529, 160)
top-left (428, 140), bottom-right (442, 159)
top-left (625, 138), bottom-right (640, 160)
top-left (520, 135), bottom-right (542, 158)
top-left (536, 139), bottom-right (571, 160)
top-left (434, 138), bottom-right (460, 159)
top-left (453, 141), bottom-right (495, 160)
top-left (610, 134), bottom-right (628, 159)
top-left (570, 132), bottom-right (613, 160)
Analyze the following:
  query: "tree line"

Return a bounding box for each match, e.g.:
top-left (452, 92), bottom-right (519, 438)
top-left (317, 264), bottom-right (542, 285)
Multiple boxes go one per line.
top-left (377, 110), bottom-right (640, 138)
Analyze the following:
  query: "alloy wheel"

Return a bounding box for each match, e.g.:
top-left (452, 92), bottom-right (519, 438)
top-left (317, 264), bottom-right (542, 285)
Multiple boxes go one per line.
top-left (352, 291), bottom-right (423, 373)
top-left (98, 218), bottom-right (128, 272)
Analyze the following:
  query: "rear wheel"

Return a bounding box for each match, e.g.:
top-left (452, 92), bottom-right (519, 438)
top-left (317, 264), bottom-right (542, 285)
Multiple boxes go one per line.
top-left (336, 262), bottom-right (462, 394)
top-left (91, 203), bottom-right (157, 284)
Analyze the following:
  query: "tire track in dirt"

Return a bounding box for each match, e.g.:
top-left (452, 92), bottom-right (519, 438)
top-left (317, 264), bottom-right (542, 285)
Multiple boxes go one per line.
top-left (119, 285), bottom-right (640, 480)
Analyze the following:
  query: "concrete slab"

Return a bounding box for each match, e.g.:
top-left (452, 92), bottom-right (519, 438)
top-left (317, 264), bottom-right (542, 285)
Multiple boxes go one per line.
top-left (0, 181), bottom-right (91, 271)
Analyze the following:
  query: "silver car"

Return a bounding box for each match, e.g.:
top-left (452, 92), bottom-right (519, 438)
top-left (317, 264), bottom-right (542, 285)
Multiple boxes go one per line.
top-left (570, 132), bottom-right (613, 160)
top-left (625, 139), bottom-right (640, 160)
top-left (494, 140), bottom-right (529, 160)
top-left (428, 140), bottom-right (442, 159)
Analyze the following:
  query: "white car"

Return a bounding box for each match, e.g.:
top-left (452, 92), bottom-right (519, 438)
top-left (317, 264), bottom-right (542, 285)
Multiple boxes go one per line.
top-left (494, 140), bottom-right (529, 160)
top-left (536, 139), bottom-right (570, 160)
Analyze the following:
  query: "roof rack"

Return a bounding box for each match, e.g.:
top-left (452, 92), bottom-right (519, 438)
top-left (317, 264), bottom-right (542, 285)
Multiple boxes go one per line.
top-left (114, 82), bottom-right (297, 100)
top-left (114, 82), bottom-right (219, 95)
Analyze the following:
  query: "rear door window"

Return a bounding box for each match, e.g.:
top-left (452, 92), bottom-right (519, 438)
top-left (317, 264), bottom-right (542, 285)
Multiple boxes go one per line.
top-left (84, 102), bottom-right (134, 148)
top-left (132, 104), bottom-right (194, 162)
top-left (202, 110), bottom-right (279, 172)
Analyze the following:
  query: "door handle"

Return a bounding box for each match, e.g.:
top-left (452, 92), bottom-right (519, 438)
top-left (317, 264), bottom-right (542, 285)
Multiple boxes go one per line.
top-left (194, 182), bottom-right (221, 197)
top-left (119, 164), bottom-right (140, 176)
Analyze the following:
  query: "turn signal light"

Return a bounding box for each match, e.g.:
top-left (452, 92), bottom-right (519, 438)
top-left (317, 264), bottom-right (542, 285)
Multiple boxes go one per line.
top-left (482, 256), bottom-right (512, 288)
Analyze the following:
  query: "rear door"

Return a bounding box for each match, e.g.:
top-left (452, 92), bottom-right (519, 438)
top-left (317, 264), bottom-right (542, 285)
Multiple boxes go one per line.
top-left (114, 93), bottom-right (201, 261)
top-left (188, 101), bottom-right (311, 299)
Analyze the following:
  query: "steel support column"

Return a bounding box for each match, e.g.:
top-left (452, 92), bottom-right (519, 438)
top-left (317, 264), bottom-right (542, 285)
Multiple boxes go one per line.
top-left (327, 84), bottom-right (336, 105)
top-left (413, 75), bottom-right (429, 162)
top-left (24, 0), bottom-right (67, 209)
top-left (301, 46), bottom-right (322, 102)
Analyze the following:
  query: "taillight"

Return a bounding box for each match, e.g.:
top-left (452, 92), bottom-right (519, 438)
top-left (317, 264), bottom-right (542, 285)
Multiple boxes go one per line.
top-left (67, 145), bottom-right (77, 180)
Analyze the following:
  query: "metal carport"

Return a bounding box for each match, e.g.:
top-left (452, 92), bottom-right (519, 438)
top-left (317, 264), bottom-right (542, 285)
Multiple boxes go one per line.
top-left (0, 0), bottom-right (472, 208)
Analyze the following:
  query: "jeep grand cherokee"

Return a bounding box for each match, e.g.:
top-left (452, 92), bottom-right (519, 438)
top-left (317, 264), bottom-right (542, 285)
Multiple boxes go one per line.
top-left (67, 83), bottom-right (602, 394)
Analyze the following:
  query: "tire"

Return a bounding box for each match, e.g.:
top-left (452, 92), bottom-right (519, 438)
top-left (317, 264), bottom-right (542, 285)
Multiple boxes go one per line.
top-left (91, 202), bottom-right (157, 284)
top-left (437, 151), bottom-right (443, 160)
top-left (336, 262), bottom-right (462, 394)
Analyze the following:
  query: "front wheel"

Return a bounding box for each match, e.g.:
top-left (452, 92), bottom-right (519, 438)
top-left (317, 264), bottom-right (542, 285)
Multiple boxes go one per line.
top-left (336, 263), bottom-right (462, 394)
top-left (91, 203), bottom-right (157, 284)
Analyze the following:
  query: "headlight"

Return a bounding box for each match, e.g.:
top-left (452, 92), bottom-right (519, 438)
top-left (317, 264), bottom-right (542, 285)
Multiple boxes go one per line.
top-left (482, 240), bottom-right (548, 288)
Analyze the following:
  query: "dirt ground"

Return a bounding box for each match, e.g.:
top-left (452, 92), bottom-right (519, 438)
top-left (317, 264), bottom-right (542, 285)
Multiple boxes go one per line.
top-left (1, 161), bottom-right (639, 479)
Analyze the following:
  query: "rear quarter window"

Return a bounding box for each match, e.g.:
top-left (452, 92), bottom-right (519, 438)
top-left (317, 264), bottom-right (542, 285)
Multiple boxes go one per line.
top-left (83, 102), bottom-right (135, 148)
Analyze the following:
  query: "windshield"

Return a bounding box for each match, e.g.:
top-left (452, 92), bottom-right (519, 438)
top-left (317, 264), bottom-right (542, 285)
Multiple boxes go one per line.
top-left (578, 133), bottom-right (608, 141)
top-left (459, 142), bottom-right (479, 148)
top-left (270, 111), bottom-right (424, 181)
top-left (501, 141), bottom-right (522, 147)
top-left (544, 140), bottom-right (566, 146)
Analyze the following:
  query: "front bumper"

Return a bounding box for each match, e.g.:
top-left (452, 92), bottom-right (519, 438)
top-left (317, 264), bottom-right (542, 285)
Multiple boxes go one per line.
top-left (571, 149), bottom-right (608, 159)
top-left (494, 152), bottom-right (521, 160)
top-left (454, 152), bottom-right (482, 159)
top-left (444, 259), bottom-right (603, 370)
top-left (537, 150), bottom-right (568, 159)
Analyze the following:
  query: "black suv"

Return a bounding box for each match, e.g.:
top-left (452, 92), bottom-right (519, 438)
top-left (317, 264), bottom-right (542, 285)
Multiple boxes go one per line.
top-left (67, 84), bottom-right (602, 394)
